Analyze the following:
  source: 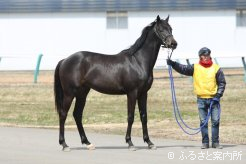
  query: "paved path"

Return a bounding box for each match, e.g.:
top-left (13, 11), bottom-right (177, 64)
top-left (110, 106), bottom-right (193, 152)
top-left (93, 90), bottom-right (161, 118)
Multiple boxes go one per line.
top-left (0, 127), bottom-right (245, 164)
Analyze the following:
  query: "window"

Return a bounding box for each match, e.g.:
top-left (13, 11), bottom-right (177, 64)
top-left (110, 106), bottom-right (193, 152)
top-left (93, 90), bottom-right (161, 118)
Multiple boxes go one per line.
top-left (236, 9), bottom-right (246, 27)
top-left (106, 11), bottom-right (128, 29)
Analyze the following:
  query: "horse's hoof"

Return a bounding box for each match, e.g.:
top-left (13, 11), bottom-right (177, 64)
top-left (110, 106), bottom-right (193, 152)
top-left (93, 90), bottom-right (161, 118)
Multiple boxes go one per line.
top-left (86, 144), bottom-right (96, 150)
top-left (62, 146), bottom-right (71, 152)
top-left (148, 144), bottom-right (157, 150)
top-left (128, 146), bottom-right (137, 151)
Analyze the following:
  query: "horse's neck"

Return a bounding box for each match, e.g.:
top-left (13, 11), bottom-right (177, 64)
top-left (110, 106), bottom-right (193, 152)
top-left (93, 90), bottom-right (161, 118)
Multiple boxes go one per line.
top-left (134, 31), bottom-right (161, 73)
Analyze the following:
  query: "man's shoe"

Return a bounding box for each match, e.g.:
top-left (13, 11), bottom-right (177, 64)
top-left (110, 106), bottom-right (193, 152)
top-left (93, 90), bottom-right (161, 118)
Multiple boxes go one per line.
top-left (212, 143), bottom-right (223, 149)
top-left (201, 143), bottom-right (209, 149)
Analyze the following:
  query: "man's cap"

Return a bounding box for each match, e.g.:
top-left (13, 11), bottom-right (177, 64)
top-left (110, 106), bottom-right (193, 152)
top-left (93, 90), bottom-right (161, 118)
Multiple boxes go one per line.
top-left (198, 47), bottom-right (211, 56)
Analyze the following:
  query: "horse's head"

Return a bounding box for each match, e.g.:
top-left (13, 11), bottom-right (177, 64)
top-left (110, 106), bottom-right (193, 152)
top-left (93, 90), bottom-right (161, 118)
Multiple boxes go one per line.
top-left (154, 15), bottom-right (177, 50)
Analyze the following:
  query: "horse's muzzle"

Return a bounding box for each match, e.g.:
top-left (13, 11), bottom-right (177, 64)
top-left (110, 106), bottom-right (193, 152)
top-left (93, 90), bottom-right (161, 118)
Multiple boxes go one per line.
top-left (164, 37), bottom-right (177, 50)
top-left (163, 41), bottom-right (177, 50)
top-left (171, 41), bottom-right (177, 50)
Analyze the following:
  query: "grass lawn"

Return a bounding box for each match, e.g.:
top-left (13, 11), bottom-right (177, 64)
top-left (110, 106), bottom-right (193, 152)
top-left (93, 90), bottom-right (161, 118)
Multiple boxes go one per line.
top-left (0, 69), bottom-right (245, 144)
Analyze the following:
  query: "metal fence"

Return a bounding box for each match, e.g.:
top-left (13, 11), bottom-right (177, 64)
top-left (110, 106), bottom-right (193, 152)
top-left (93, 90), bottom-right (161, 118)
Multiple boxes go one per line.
top-left (0, 54), bottom-right (246, 83)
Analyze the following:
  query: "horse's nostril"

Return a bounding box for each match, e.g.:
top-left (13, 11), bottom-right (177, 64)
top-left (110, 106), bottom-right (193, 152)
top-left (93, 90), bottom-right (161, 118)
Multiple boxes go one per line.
top-left (171, 42), bottom-right (177, 49)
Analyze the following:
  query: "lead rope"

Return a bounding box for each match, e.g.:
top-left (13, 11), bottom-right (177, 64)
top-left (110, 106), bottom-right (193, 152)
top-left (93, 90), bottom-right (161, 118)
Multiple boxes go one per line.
top-left (167, 49), bottom-right (216, 135)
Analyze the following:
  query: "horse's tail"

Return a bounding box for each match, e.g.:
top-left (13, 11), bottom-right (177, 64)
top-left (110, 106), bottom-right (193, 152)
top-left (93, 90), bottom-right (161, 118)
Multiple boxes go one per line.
top-left (54, 59), bottom-right (64, 114)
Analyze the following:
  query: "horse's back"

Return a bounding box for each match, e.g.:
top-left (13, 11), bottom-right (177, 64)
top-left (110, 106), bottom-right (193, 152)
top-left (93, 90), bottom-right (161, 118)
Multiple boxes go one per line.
top-left (58, 51), bottom-right (129, 94)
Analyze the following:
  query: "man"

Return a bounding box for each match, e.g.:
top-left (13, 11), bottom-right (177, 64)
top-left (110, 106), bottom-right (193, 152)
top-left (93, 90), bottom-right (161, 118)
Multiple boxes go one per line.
top-left (167, 47), bottom-right (226, 149)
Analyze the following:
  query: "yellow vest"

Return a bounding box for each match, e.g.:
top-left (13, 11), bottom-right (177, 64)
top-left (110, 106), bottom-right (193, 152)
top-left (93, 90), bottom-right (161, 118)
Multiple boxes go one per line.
top-left (193, 64), bottom-right (220, 98)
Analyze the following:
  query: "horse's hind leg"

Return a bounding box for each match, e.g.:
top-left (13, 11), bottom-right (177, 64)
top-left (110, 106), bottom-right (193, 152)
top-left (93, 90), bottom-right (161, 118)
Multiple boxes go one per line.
top-left (73, 87), bottom-right (95, 150)
top-left (59, 94), bottom-right (74, 151)
top-left (138, 93), bottom-right (156, 150)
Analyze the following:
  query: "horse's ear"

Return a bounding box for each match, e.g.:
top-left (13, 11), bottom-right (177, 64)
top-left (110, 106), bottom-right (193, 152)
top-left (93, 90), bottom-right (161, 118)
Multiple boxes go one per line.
top-left (165, 15), bottom-right (169, 22)
top-left (156, 15), bottom-right (161, 22)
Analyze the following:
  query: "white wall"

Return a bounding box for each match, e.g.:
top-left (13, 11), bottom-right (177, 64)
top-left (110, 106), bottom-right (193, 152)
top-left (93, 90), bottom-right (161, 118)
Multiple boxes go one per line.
top-left (0, 10), bottom-right (245, 70)
top-left (129, 10), bottom-right (246, 67)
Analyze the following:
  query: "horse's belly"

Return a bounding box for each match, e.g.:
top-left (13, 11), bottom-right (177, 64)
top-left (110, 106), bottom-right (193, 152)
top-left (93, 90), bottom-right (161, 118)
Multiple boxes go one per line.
top-left (91, 84), bottom-right (125, 95)
top-left (86, 79), bottom-right (126, 95)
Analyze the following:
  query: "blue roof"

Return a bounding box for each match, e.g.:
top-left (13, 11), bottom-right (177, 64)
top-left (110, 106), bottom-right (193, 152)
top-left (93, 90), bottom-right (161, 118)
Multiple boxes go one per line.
top-left (0, 0), bottom-right (246, 13)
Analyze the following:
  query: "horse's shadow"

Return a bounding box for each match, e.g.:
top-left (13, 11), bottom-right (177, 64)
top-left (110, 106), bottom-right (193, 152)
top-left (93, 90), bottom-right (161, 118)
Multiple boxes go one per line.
top-left (70, 144), bottom-right (237, 151)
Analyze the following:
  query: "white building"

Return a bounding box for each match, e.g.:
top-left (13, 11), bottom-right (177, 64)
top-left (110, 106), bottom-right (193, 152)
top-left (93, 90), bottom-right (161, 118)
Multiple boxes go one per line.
top-left (0, 0), bottom-right (246, 70)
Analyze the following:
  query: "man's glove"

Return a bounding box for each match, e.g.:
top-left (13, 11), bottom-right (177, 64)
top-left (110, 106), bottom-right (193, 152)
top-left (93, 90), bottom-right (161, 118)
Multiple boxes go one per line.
top-left (166, 58), bottom-right (175, 66)
top-left (212, 93), bottom-right (221, 104)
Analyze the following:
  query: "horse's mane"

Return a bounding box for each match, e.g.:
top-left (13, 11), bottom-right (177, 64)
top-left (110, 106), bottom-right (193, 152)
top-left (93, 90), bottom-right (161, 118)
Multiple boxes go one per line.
top-left (120, 21), bottom-right (156, 56)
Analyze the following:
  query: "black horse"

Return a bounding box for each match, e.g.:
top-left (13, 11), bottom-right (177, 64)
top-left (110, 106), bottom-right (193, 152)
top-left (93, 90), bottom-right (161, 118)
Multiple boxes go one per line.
top-left (54, 15), bottom-right (177, 151)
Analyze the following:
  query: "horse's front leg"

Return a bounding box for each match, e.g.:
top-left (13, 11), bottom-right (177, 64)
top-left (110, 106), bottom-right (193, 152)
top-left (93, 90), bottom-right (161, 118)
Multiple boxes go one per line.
top-left (138, 92), bottom-right (156, 150)
top-left (125, 91), bottom-right (137, 151)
